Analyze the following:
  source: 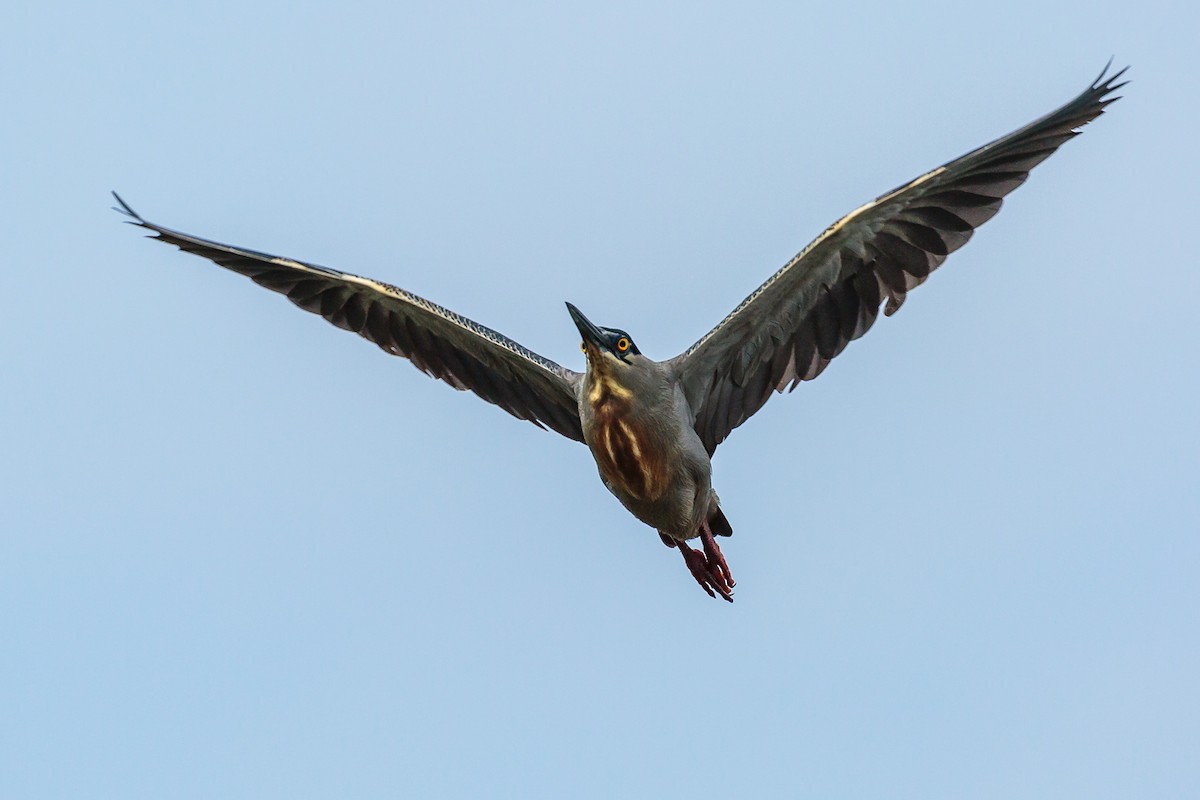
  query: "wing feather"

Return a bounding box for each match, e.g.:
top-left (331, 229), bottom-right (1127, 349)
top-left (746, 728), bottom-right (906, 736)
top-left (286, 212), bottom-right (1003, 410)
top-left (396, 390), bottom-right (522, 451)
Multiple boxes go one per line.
top-left (116, 195), bottom-right (584, 441)
top-left (673, 64), bottom-right (1127, 454)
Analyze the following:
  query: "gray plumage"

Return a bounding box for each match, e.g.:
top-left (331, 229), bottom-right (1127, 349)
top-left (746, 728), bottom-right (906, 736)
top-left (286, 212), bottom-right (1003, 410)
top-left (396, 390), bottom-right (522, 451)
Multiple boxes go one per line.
top-left (116, 64), bottom-right (1126, 601)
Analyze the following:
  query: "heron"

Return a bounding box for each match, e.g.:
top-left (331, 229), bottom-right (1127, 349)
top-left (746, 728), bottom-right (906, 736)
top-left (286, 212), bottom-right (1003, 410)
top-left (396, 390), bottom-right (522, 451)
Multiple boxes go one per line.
top-left (116, 64), bottom-right (1126, 601)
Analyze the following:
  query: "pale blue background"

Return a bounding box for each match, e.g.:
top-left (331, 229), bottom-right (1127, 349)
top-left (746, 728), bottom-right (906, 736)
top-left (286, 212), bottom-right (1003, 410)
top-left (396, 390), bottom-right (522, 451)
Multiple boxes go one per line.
top-left (3, 2), bottom-right (1196, 797)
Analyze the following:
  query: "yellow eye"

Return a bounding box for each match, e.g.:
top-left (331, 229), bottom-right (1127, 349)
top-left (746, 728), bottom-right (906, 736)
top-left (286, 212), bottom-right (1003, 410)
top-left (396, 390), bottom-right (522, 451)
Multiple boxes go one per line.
top-left (616, 337), bottom-right (630, 352)
top-left (580, 341), bottom-right (587, 353)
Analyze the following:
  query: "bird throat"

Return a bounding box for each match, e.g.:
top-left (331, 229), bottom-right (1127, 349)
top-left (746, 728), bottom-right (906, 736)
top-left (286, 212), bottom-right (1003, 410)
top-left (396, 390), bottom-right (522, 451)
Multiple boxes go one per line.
top-left (586, 372), bottom-right (666, 501)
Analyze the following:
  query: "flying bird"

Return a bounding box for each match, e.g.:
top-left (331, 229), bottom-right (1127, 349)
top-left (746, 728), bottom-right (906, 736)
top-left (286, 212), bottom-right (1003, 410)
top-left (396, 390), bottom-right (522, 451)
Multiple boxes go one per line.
top-left (116, 64), bottom-right (1126, 601)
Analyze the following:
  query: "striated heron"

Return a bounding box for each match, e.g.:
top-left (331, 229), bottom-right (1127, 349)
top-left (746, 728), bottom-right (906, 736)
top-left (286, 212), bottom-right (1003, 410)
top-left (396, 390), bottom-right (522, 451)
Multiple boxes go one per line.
top-left (115, 64), bottom-right (1126, 601)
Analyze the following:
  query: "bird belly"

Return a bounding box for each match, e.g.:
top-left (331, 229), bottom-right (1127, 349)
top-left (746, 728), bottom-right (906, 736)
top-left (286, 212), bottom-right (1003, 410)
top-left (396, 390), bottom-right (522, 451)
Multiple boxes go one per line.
top-left (585, 407), bottom-right (711, 537)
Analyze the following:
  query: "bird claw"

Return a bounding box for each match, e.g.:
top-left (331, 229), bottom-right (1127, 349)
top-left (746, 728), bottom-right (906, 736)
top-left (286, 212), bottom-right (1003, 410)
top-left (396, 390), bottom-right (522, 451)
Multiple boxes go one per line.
top-left (702, 529), bottom-right (735, 590)
top-left (678, 539), bottom-right (735, 603)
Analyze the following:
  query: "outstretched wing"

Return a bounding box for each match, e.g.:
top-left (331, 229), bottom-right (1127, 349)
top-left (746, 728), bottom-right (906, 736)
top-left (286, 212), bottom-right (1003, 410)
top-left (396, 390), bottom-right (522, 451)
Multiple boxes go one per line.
top-left (672, 64), bottom-right (1127, 455)
top-left (116, 194), bottom-right (585, 442)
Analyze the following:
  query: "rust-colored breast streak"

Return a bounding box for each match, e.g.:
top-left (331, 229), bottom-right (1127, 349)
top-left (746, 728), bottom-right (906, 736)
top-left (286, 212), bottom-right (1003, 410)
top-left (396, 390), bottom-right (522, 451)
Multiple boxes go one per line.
top-left (590, 388), bottom-right (667, 502)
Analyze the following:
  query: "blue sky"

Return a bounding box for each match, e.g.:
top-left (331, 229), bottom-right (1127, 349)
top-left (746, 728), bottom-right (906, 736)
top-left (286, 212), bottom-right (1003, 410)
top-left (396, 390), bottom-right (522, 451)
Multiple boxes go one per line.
top-left (3, 2), bottom-right (1197, 797)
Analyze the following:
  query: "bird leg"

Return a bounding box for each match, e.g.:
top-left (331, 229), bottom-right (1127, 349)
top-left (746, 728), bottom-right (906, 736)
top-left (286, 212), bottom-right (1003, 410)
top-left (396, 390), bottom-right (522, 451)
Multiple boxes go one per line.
top-left (665, 522), bottom-right (735, 602)
top-left (700, 520), bottom-right (735, 592)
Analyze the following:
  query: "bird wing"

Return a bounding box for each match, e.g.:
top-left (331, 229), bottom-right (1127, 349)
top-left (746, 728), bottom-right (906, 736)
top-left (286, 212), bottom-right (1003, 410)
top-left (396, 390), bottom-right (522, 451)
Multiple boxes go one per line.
top-left (670, 64), bottom-right (1126, 455)
top-left (115, 194), bottom-right (585, 442)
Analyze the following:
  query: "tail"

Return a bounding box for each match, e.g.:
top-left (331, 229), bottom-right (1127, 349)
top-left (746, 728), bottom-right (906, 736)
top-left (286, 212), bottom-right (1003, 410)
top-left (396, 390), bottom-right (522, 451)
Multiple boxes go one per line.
top-left (709, 505), bottom-right (733, 537)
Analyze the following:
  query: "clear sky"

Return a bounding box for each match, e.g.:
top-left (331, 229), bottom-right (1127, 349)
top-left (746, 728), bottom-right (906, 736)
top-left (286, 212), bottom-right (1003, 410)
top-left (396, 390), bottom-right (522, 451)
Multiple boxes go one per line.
top-left (3, 1), bottom-right (1197, 797)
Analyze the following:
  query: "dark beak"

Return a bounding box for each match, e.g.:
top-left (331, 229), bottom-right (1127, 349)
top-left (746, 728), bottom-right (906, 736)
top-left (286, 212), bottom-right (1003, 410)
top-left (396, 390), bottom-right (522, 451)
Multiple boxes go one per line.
top-left (566, 302), bottom-right (606, 350)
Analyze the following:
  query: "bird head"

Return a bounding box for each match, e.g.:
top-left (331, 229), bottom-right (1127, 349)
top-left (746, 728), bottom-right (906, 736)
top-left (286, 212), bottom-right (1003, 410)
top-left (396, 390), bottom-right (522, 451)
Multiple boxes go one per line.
top-left (566, 302), bottom-right (642, 369)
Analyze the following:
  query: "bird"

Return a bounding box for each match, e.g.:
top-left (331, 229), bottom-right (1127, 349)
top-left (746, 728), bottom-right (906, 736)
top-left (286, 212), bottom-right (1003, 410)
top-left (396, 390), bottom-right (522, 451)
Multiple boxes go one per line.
top-left (116, 64), bottom-right (1126, 602)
